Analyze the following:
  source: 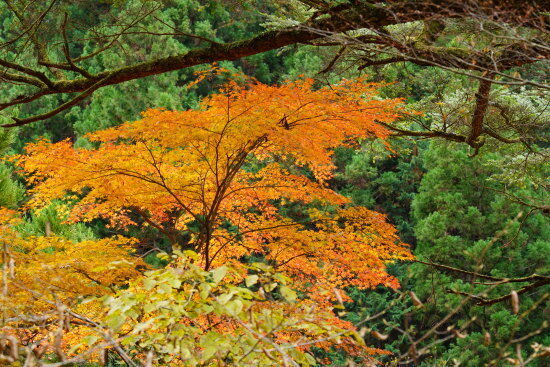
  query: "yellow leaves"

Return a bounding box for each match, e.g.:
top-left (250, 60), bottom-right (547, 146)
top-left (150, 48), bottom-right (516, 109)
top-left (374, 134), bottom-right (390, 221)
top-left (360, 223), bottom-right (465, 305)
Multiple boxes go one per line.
top-left (1, 213), bottom-right (142, 321)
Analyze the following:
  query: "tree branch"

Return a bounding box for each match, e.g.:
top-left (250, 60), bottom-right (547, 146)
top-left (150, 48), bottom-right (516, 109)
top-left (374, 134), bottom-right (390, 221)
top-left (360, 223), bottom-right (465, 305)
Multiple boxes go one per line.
top-left (0, 0), bottom-right (547, 126)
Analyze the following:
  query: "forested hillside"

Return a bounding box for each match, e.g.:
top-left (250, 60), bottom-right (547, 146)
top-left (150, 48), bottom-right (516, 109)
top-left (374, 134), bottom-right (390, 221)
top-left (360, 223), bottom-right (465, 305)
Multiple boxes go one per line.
top-left (0, 1), bottom-right (548, 366)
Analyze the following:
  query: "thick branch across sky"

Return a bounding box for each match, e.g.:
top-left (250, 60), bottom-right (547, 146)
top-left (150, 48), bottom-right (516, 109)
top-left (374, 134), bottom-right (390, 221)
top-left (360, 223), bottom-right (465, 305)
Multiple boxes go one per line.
top-left (0, 0), bottom-right (548, 128)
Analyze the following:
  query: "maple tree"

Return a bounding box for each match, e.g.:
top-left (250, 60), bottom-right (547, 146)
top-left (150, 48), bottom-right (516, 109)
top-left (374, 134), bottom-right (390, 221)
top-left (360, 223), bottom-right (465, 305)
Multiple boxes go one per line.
top-left (16, 76), bottom-right (411, 291)
top-left (5, 75), bottom-right (414, 365)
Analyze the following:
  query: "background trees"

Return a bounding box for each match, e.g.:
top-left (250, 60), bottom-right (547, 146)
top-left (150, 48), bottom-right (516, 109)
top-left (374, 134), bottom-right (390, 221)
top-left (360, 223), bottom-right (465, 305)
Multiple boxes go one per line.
top-left (406, 142), bottom-right (548, 365)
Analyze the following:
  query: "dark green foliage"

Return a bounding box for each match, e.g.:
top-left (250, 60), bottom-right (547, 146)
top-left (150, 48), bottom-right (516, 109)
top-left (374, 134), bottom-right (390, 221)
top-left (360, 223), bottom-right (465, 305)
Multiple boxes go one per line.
top-left (0, 127), bottom-right (23, 208)
top-left (0, 163), bottom-right (24, 209)
top-left (408, 141), bottom-right (549, 366)
top-left (334, 140), bottom-right (423, 245)
top-left (337, 140), bottom-right (548, 366)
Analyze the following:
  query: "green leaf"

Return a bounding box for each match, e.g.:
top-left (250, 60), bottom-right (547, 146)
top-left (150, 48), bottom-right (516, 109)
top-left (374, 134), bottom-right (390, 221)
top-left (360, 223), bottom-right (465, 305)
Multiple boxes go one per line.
top-left (217, 292), bottom-right (233, 305)
top-left (105, 312), bottom-right (126, 331)
top-left (264, 282), bottom-right (277, 292)
top-left (225, 299), bottom-right (244, 315)
top-left (143, 277), bottom-right (156, 290)
top-left (156, 252), bottom-right (171, 261)
top-left (279, 286), bottom-right (297, 302)
top-left (202, 345), bottom-right (218, 360)
top-left (211, 266), bottom-right (228, 284)
top-left (83, 335), bottom-right (99, 346)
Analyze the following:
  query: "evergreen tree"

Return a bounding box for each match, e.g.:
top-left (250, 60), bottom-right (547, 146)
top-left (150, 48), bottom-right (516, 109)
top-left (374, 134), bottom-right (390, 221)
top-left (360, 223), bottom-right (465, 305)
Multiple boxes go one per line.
top-left (408, 141), bottom-right (549, 366)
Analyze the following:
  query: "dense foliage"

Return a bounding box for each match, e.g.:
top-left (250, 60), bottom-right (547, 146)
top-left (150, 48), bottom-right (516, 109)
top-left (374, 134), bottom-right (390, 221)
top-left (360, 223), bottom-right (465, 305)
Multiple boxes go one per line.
top-left (0, 1), bottom-right (548, 366)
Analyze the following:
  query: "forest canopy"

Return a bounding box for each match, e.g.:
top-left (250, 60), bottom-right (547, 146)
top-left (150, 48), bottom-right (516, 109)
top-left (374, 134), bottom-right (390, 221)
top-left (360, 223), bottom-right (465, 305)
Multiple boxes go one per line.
top-left (0, 1), bottom-right (548, 366)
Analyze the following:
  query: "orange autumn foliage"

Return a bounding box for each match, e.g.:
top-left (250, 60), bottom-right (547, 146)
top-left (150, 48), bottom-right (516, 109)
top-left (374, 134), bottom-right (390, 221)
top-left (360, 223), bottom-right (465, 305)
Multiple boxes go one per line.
top-left (15, 77), bottom-right (413, 301)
